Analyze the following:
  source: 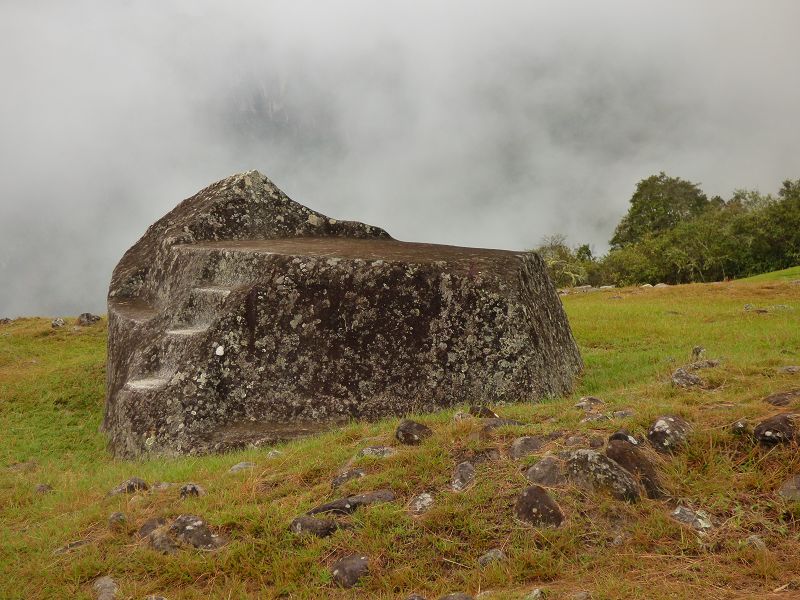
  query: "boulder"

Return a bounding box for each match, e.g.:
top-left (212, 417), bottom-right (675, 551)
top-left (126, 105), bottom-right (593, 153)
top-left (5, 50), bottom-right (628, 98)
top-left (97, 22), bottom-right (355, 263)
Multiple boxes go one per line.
top-left (289, 515), bottom-right (340, 538)
top-left (671, 368), bottom-right (704, 389)
top-left (167, 514), bottom-right (224, 550)
top-left (103, 171), bottom-right (582, 457)
top-left (605, 440), bottom-right (664, 499)
top-left (647, 416), bottom-right (692, 453)
top-left (51, 318), bottom-right (65, 328)
top-left (179, 483), bottom-right (205, 498)
top-left (308, 489), bottom-right (395, 515)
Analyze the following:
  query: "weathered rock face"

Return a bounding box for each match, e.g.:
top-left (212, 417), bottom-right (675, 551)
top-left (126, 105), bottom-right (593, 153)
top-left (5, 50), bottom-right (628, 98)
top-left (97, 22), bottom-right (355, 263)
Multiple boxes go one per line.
top-left (103, 171), bottom-right (582, 457)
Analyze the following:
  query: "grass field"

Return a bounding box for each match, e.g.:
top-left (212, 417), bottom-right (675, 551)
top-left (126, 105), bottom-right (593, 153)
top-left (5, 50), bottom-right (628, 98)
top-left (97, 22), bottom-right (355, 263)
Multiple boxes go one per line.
top-left (1, 277), bottom-right (799, 599)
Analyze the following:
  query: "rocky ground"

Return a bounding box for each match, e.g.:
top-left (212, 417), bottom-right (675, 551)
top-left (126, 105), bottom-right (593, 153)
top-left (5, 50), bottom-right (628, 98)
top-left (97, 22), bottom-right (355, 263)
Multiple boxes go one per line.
top-left (1, 271), bottom-right (799, 599)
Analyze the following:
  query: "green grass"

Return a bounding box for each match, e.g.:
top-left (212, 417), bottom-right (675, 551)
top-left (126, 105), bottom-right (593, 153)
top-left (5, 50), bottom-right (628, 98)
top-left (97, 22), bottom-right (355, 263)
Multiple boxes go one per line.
top-left (740, 265), bottom-right (800, 283)
top-left (1, 278), bottom-right (799, 599)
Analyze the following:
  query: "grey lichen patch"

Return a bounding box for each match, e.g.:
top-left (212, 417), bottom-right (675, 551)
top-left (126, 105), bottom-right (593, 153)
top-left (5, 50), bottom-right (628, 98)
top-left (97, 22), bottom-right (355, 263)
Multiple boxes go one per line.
top-left (103, 171), bottom-right (582, 458)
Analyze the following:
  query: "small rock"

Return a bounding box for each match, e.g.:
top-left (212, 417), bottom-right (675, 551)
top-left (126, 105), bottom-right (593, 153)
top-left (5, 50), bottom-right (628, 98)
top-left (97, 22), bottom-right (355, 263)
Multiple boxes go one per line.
top-left (687, 359), bottom-right (721, 371)
top-left (731, 419), bottom-right (751, 435)
top-left (640, 283), bottom-right (653, 288)
top-left (409, 491), bottom-right (435, 514)
top-left (514, 485), bottom-right (564, 527)
top-left (647, 415), bottom-right (692, 454)
top-left (654, 283), bottom-right (669, 288)
top-left (589, 436), bottom-right (605, 449)
top-left (359, 446), bottom-right (396, 458)
top-left (581, 413), bottom-right (610, 424)
top-left (108, 512), bottom-right (127, 532)
top-left (509, 436), bottom-right (544, 459)
top-left (92, 576), bottom-right (118, 600)
top-left (35, 483), bottom-right (53, 494)
top-left (564, 435), bottom-right (585, 446)
top-left (228, 461), bottom-right (256, 473)
top-left (611, 409), bottom-right (635, 419)
top-left (51, 318), bottom-right (65, 328)
top-left (450, 461), bottom-right (476, 491)
top-left (395, 419), bottom-right (433, 445)
top-left (763, 389), bottom-right (800, 407)
top-left (332, 468), bottom-right (365, 489)
top-left (331, 554), bottom-right (369, 588)
top-left (778, 474), bottom-right (800, 502)
top-left (469, 405), bottom-right (499, 418)
top-left (452, 411), bottom-right (470, 422)
top-left (744, 534), bottom-right (768, 551)
top-left (168, 514), bottom-right (224, 549)
top-left (671, 506), bottom-right (712, 532)
top-left (179, 483), bottom-right (205, 498)
top-left (605, 440), bottom-right (664, 499)
top-left (76, 313), bottom-right (101, 326)
top-left (671, 368), bottom-right (704, 388)
top-left (609, 430), bottom-right (639, 445)
top-left (574, 396), bottom-right (604, 411)
top-left (525, 456), bottom-right (565, 486)
top-left (308, 489), bottom-right (396, 515)
top-left (569, 593), bottom-right (592, 600)
top-left (566, 449), bottom-right (640, 502)
top-left (524, 590), bottom-right (546, 600)
top-left (778, 366), bottom-right (800, 375)
top-left (148, 529), bottom-right (179, 554)
top-left (753, 414), bottom-right (798, 445)
top-left (289, 515), bottom-right (340, 538)
top-left (440, 594), bottom-right (474, 600)
top-left (107, 477), bottom-right (149, 496)
top-left (477, 548), bottom-right (507, 566)
top-left (137, 517), bottom-right (166, 538)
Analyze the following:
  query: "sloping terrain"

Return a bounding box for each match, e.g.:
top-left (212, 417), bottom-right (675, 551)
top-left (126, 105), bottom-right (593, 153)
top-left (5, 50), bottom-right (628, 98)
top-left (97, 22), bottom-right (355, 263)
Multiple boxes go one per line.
top-left (1, 277), bottom-right (799, 599)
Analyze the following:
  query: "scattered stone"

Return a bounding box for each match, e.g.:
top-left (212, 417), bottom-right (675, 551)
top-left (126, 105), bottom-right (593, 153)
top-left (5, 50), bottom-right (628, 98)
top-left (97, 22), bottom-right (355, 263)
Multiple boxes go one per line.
top-left (179, 483), bottom-right (206, 499)
top-left (359, 446), bottom-right (397, 458)
top-left (566, 449), bottom-right (640, 502)
top-left (468, 448), bottom-right (502, 463)
top-left (671, 368), bottom-right (704, 388)
top-left (581, 413), bottom-right (610, 424)
top-left (640, 284), bottom-right (653, 289)
top-left (452, 411), bottom-right (470, 422)
top-left (564, 435), bottom-right (585, 447)
top-left (92, 576), bottom-right (119, 600)
top-left (647, 416), bottom-right (692, 454)
top-left (509, 436), bottom-right (544, 459)
top-left (168, 514), bottom-right (224, 549)
top-left (450, 461), bottom-right (476, 491)
top-left (671, 506), bottom-right (712, 532)
top-left (77, 312), bottom-right (101, 326)
top-left (51, 318), bottom-right (65, 328)
top-left (763, 389), bottom-right (800, 407)
top-left (778, 474), bottom-right (800, 502)
top-left (289, 515), bottom-right (340, 538)
top-left (477, 548), bottom-right (507, 566)
top-left (744, 534), bottom-right (768, 551)
top-left (605, 440), bottom-right (664, 499)
top-left (332, 468), bottom-right (365, 489)
top-left (53, 539), bottom-right (90, 555)
top-left (108, 512), bottom-right (127, 532)
top-left (409, 491), bottom-right (435, 515)
top-left (440, 594), bottom-right (474, 600)
top-left (148, 529), bottom-right (179, 554)
top-left (569, 593), bottom-right (592, 600)
top-left (35, 483), bottom-right (53, 494)
top-left (137, 517), bottom-right (166, 538)
top-left (514, 485), bottom-right (564, 527)
top-left (308, 489), bottom-right (396, 515)
top-left (469, 405), bottom-right (499, 418)
top-left (589, 436), bottom-right (605, 449)
top-left (228, 461), bottom-right (257, 474)
top-left (609, 430), bottom-right (639, 445)
top-left (574, 396), bottom-right (604, 411)
top-left (611, 409), bottom-right (635, 419)
top-left (753, 414), bottom-right (798, 445)
top-left (654, 283), bottom-right (669, 288)
top-left (525, 456), bottom-right (566, 486)
top-left (107, 477), bottom-right (149, 496)
top-left (524, 590), bottom-right (546, 600)
top-left (778, 366), bottom-right (800, 375)
top-left (687, 359), bottom-right (721, 371)
top-left (731, 419), bottom-right (751, 435)
top-left (395, 420), bottom-right (433, 445)
top-left (331, 554), bottom-right (369, 588)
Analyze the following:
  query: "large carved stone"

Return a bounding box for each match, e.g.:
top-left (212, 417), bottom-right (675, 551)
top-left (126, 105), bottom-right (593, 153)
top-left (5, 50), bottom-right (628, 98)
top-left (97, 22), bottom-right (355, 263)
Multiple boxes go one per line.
top-left (103, 171), bottom-right (582, 457)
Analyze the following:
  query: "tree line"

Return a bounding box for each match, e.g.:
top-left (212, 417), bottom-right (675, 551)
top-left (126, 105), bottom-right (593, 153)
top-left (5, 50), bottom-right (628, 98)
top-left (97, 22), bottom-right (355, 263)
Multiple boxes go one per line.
top-left (536, 172), bottom-right (800, 288)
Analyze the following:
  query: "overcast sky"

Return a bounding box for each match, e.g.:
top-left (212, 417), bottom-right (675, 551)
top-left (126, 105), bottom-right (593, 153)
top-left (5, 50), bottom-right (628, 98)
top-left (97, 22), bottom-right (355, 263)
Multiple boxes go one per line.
top-left (1, 1), bottom-right (798, 316)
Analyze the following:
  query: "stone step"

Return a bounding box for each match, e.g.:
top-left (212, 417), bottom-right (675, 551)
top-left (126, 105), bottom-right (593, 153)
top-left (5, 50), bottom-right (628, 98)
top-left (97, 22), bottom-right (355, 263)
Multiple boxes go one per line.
top-left (125, 377), bottom-right (170, 391)
top-left (166, 325), bottom-right (210, 337)
top-left (110, 298), bottom-right (158, 323)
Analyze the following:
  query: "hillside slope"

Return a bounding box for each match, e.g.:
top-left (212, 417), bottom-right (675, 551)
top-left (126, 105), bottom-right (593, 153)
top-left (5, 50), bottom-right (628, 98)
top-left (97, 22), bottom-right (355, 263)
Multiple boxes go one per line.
top-left (1, 278), bottom-right (799, 599)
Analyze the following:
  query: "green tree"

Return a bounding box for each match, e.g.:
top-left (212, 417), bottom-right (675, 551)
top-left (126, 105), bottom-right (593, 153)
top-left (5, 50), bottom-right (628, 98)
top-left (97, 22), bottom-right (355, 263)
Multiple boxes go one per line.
top-left (610, 172), bottom-right (709, 249)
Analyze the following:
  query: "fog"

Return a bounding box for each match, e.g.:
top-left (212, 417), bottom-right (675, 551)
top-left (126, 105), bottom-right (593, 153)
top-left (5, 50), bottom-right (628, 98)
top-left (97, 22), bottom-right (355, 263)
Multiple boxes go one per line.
top-left (1, 1), bottom-right (798, 316)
